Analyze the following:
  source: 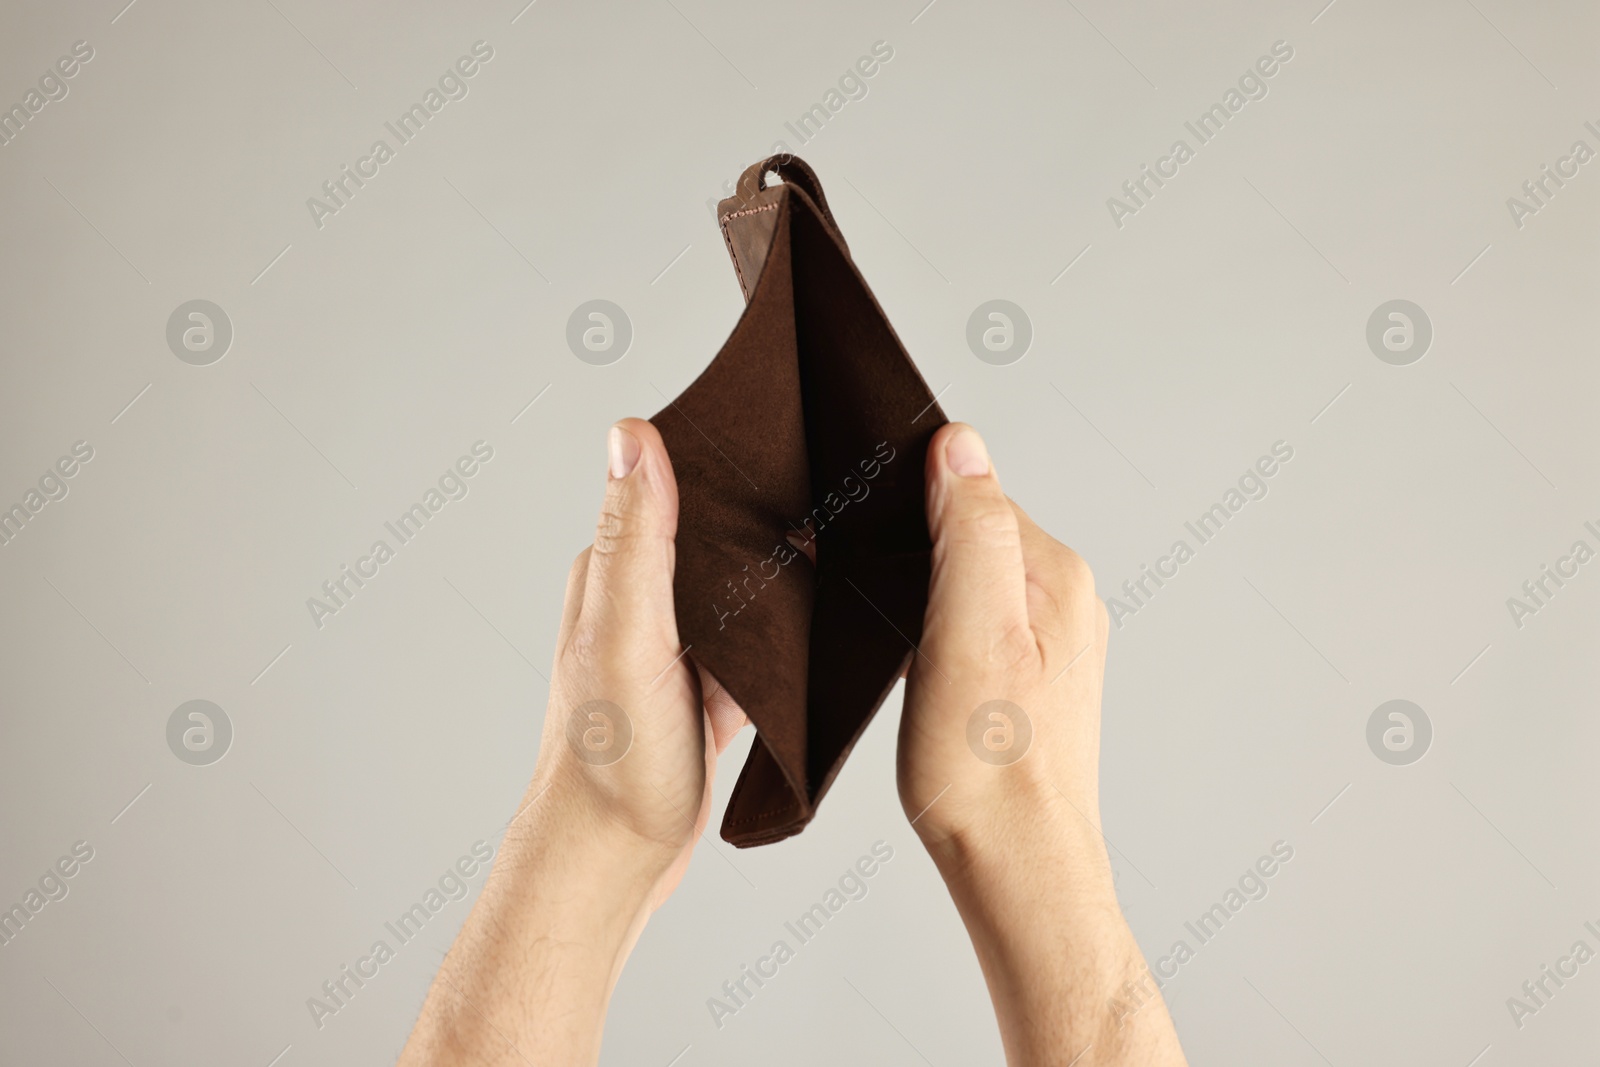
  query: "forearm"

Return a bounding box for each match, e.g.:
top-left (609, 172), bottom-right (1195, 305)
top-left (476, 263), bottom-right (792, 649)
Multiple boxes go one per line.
top-left (398, 786), bottom-right (670, 1067)
top-left (927, 811), bottom-right (1185, 1067)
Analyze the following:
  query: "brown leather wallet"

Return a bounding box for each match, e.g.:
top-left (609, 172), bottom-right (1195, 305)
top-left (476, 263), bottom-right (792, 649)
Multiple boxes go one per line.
top-left (650, 156), bottom-right (948, 847)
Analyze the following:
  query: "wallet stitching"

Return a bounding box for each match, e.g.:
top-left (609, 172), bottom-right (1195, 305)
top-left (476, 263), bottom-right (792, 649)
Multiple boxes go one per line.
top-left (724, 799), bottom-right (802, 828)
top-left (718, 202), bottom-right (778, 298)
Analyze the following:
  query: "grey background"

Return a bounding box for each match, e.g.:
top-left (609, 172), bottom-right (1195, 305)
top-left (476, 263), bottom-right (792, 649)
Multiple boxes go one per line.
top-left (0, 0), bottom-right (1595, 1064)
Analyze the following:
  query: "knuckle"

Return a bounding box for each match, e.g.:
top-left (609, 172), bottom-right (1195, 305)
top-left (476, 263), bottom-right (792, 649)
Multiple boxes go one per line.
top-left (995, 617), bottom-right (1041, 670)
top-left (1028, 546), bottom-right (1104, 634)
top-left (1055, 545), bottom-right (1096, 596)
top-left (592, 504), bottom-right (646, 559)
top-left (591, 478), bottom-right (668, 562)
top-left (1040, 544), bottom-right (1099, 612)
top-left (949, 500), bottom-right (1019, 548)
top-left (560, 610), bottom-right (645, 676)
top-left (935, 610), bottom-right (1038, 676)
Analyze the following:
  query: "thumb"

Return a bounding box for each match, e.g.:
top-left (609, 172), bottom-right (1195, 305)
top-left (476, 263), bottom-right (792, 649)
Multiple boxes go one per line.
top-left (695, 664), bottom-right (750, 756)
top-left (921, 424), bottom-right (1030, 664)
top-left (577, 418), bottom-right (680, 652)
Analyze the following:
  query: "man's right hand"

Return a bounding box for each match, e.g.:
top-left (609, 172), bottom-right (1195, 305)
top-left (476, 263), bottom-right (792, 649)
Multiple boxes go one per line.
top-left (898, 422), bottom-right (1187, 1066)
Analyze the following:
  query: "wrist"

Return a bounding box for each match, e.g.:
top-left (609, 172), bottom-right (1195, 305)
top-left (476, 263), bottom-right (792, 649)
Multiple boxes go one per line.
top-left (507, 767), bottom-right (681, 914)
top-left (928, 805), bottom-right (1118, 910)
top-left (918, 784), bottom-right (1128, 1005)
top-left (407, 781), bottom-right (672, 1066)
top-left (482, 769), bottom-right (685, 999)
top-left (914, 775), bottom-right (1116, 901)
top-left (923, 798), bottom-right (1153, 1066)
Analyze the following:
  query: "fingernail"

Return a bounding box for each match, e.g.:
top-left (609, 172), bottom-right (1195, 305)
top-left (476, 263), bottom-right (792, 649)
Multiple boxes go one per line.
top-left (946, 427), bottom-right (990, 478)
top-left (608, 425), bottom-right (640, 479)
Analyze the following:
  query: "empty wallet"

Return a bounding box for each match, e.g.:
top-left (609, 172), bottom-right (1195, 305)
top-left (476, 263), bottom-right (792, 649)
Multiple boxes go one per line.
top-left (650, 155), bottom-right (948, 847)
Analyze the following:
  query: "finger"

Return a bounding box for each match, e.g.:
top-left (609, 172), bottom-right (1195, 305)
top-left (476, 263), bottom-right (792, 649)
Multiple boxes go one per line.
top-left (922, 423), bottom-right (1031, 662)
top-left (784, 529), bottom-right (818, 567)
top-left (578, 418), bottom-right (680, 651)
top-left (696, 664), bottom-right (750, 756)
top-left (557, 547), bottom-right (591, 642)
top-left (1009, 499), bottom-right (1105, 667)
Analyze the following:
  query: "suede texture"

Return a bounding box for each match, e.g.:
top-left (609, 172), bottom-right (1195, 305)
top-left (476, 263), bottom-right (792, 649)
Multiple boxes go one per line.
top-left (650, 156), bottom-right (948, 846)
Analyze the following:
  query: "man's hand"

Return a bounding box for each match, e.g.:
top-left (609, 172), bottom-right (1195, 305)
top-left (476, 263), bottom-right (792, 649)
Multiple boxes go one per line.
top-left (899, 423), bottom-right (1110, 861)
top-left (398, 419), bottom-right (745, 1067)
top-left (533, 417), bottom-right (747, 907)
top-left (400, 417), bottom-right (1186, 1067)
top-left (899, 423), bottom-right (1187, 1066)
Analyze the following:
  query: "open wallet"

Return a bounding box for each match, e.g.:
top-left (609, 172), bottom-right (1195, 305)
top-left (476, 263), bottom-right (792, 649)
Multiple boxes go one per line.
top-left (649, 155), bottom-right (949, 847)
